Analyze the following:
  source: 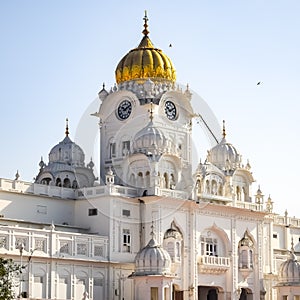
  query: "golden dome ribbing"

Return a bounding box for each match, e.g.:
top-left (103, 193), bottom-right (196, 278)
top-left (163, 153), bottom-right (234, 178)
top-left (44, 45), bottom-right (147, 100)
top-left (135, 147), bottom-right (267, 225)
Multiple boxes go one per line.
top-left (115, 13), bottom-right (176, 84)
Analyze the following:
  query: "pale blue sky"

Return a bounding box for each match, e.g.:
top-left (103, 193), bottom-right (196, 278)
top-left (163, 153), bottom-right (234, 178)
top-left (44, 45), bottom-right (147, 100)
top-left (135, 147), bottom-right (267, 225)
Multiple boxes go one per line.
top-left (1, 1), bottom-right (299, 214)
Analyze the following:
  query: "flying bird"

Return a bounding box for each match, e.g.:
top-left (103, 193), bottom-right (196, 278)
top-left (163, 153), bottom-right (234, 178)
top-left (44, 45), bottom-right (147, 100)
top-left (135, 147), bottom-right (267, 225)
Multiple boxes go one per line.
top-left (169, 44), bottom-right (172, 47)
top-left (257, 81), bottom-right (263, 85)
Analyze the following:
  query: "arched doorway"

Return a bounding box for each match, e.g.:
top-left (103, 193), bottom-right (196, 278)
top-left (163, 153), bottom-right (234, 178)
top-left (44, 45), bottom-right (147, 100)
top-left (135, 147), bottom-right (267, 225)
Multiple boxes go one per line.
top-left (207, 289), bottom-right (217, 300)
top-left (172, 284), bottom-right (183, 300)
top-left (198, 286), bottom-right (219, 300)
top-left (239, 288), bottom-right (253, 300)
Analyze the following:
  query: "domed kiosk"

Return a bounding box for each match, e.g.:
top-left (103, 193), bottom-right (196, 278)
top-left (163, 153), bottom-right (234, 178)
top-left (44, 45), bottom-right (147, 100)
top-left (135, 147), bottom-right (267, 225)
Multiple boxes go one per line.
top-left (206, 121), bottom-right (241, 171)
top-left (133, 237), bottom-right (172, 276)
top-left (275, 242), bottom-right (300, 298)
top-left (129, 230), bottom-right (174, 300)
top-left (195, 121), bottom-right (255, 204)
top-left (35, 120), bottom-right (96, 188)
top-left (133, 118), bottom-right (167, 157)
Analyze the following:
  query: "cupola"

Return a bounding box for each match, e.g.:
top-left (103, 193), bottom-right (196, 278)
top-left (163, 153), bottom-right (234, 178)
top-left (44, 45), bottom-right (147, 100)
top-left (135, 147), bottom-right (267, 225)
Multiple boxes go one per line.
top-left (163, 221), bottom-right (182, 240)
top-left (278, 243), bottom-right (300, 285)
top-left (132, 225), bottom-right (172, 277)
top-left (48, 120), bottom-right (85, 167)
top-left (115, 12), bottom-right (176, 85)
top-left (35, 119), bottom-right (96, 188)
top-left (133, 120), bottom-right (167, 156)
top-left (133, 237), bottom-right (172, 276)
top-left (133, 103), bottom-right (168, 156)
top-left (206, 121), bottom-right (241, 171)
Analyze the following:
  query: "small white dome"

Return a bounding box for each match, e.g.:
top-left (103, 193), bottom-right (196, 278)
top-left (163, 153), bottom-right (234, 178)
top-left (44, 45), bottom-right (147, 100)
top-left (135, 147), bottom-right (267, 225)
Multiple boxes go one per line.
top-left (206, 122), bottom-right (241, 171)
top-left (164, 228), bottom-right (182, 240)
top-left (164, 221), bottom-right (182, 240)
top-left (98, 84), bottom-right (109, 101)
top-left (35, 123), bottom-right (95, 188)
top-left (239, 232), bottom-right (254, 248)
top-left (133, 238), bottom-right (172, 276)
top-left (207, 137), bottom-right (241, 170)
top-left (278, 251), bottom-right (300, 285)
top-left (49, 135), bottom-right (85, 167)
top-left (133, 121), bottom-right (167, 156)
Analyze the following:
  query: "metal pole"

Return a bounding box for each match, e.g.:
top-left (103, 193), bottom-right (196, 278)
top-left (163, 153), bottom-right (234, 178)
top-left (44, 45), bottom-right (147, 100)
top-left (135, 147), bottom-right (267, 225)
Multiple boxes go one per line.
top-left (18, 243), bottom-right (24, 298)
top-left (121, 274), bottom-right (125, 300)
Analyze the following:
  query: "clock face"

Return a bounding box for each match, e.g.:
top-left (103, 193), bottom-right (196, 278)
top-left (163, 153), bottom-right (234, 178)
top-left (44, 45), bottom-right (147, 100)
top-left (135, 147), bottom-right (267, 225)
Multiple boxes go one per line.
top-left (117, 100), bottom-right (132, 120)
top-left (165, 101), bottom-right (177, 120)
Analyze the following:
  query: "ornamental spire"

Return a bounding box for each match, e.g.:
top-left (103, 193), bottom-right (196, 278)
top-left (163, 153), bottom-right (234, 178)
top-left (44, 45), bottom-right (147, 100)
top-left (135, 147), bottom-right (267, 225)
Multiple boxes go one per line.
top-left (142, 10), bottom-right (149, 36)
top-left (65, 118), bottom-right (69, 136)
top-left (150, 219), bottom-right (156, 239)
top-left (291, 237), bottom-right (295, 254)
top-left (149, 101), bottom-right (154, 122)
top-left (222, 120), bottom-right (226, 139)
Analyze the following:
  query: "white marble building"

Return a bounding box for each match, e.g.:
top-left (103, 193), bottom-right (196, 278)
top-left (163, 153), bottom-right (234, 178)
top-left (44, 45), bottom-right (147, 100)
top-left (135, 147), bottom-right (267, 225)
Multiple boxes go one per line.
top-left (1, 13), bottom-right (300, 300)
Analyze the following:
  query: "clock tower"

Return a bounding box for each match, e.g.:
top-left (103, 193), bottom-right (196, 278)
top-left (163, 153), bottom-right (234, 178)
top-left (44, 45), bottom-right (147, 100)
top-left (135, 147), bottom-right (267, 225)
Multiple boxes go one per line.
top-left (95, 12), bottom-right (195, 197)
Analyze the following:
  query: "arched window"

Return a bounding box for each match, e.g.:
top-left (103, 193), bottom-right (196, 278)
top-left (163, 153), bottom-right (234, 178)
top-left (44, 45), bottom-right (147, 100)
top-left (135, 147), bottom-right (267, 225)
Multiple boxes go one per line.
top-left (218, 184), bottom-right (223, 196)
top-left (145, 171), bottom-right (150, 187)
top-left (249, 249), bottom-right (253, 267)
top-left (129, 173), bottom-right (136, 186)
top-left (41, 178), bottom-right (51, 185)
top-left (167, 242), bottom-right (174, 257)
top-left (236, 186), bottom-right (241, 200)
top-left (199, 227), bottom-right (228, 261)
top-left (158, 172), bottom-right (164, 188)
top-left (240, 250), bottom-right (248, 268)
top-left (211, 180), bottom-right (217, 195)
top-left (200, 236), bottom-right (218, 256)
top-left (122, 141), bottom-right (130, 156)
top-left (242, 187), bottom-right (248, 202)
top-left (56, 178), bottom-right (61, 187)
top-left (238, 231), bottom-right (254, 269)
top-left (175, 242), bottom-right (180, 260)
top-left (72, 180), bottom-right (78, 189)
top-left (205, 180), bottom-right (210, 194)
top-left (164, 173), bottom-right (169, 189)
top-left (196, 179), bottom-right (201, 194)
top-left (109, 141), bottom-right (116, 158)
top-left (170, 173), bottom-right (175, 189)
top-left (63, 178), bottom-right (71, 188)
top-left (163, 222), bottom-right (183, 263)
top-left (137, 172), bottom-right (144, 187)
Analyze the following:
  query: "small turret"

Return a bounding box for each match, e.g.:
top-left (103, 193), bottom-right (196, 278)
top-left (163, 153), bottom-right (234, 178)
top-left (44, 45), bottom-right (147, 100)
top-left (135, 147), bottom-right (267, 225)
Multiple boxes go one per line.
top-left (34, 119), bottom-right (96, 188)
top-left (105, 167), bottom-right (115, 185)
top-left (255, 185), bottom-right (264, 204)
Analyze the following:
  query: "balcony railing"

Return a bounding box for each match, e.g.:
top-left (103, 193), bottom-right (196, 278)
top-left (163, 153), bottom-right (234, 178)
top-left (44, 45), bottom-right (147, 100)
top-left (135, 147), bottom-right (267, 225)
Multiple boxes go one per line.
top-left (199, 193), bottom-right (232, 203)
top-left (236, 201), bottom-right (264, 211)
top-left (155, 187), bottom-right (189, 200)
top-left (0, 177), bottom-right (139, 200)
top-left (0, 178), bottom-right (75, 199)
top-left (198, 255), bottom-right (230, 274)
top-left (0, 224), bottom-right (108, 261)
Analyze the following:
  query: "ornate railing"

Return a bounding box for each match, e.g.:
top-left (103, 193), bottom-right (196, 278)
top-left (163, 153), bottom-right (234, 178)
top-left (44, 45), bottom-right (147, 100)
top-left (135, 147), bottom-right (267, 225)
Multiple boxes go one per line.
top-left (198, 255), bottom-right (230, 274)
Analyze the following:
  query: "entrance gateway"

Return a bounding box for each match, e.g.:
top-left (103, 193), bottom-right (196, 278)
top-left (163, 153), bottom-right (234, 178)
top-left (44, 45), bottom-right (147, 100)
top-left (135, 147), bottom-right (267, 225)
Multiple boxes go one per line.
top-left (197, 286), bottom-right (253, 300)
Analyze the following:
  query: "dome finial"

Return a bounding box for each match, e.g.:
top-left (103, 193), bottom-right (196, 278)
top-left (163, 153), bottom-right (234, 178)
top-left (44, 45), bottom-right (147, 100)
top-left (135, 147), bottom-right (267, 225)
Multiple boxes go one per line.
top-left (222, 120), bottom-right (226, 139)
top-left (142, 10), bottom-right (149, 36)
top-left (149, 101), bottom-right (154, 122)
top-left (291, 238), bottom-right (295, 253)
top-left (150, 219), bottom-right (156, 239)
top-left (65, 118), bottom-right (69, 136)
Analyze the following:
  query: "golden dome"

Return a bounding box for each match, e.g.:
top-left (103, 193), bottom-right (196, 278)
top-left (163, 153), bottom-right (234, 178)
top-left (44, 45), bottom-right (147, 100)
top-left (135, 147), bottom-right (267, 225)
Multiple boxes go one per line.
top-left (115, 13), bottom-right (176, 84)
